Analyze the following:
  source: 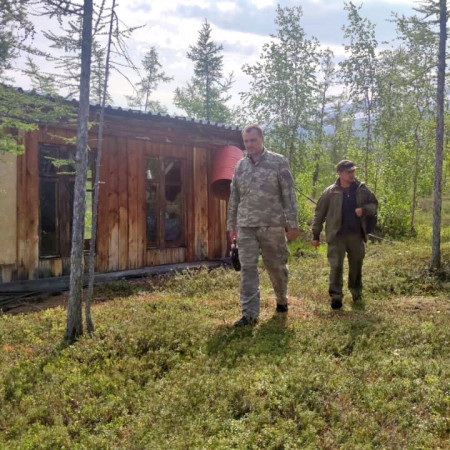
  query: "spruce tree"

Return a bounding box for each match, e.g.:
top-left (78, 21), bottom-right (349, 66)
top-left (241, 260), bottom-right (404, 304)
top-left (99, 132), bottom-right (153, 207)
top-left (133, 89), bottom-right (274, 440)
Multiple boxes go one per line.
top-left (174, 20), bottom-right (233, 123)
top-left (127, 47), bottom-right (172, 113)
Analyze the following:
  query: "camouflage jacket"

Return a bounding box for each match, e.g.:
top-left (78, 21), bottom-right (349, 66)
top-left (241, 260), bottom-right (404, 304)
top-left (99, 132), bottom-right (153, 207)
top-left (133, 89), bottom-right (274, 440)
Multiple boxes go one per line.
top-left (227, 148), bottom-right (299, 230)
top-left (312, 179), bottom-right (378, 243)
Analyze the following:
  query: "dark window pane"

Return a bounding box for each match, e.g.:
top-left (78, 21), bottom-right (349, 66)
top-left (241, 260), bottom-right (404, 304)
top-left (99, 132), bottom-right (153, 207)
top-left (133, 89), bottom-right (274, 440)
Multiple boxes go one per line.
top-left (39, 147), bottom-right (57, 176)
top-left (165, 185), bottom-right (181, 242)
top-left (58, 147), bottom-right (76, 174)
top-left (165, 159), bottom-right (181, 182)
top-left (146, 184), bottom-right (158, 246)
top-left (40, 180), bottom-right (58, 256)
top-left (146, 157), bottom-right (159, 180)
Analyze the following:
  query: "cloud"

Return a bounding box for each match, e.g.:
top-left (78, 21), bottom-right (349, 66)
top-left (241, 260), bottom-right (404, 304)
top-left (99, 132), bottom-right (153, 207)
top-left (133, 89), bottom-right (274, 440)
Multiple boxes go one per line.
top-left (110, 0), bottom-right (416, 111)
top-left (10, 0), bottom-right (417, 114)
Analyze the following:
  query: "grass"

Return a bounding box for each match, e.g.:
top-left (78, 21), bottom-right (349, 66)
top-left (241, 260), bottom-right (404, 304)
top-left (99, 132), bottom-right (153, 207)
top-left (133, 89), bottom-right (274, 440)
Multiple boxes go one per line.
top-left (0, 202), bottom-right (449, 448)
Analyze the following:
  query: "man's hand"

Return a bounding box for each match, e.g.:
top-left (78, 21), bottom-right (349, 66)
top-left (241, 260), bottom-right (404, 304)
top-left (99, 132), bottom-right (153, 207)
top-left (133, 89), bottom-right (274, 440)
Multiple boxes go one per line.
top-left (312, 240), bottom-right (320, 248)
top-left (228, 230), bottom-right (237, 241)
top-left (355, 207), bottom-right (363, 217)
top-left (286, 228), bottom-right (300, 241)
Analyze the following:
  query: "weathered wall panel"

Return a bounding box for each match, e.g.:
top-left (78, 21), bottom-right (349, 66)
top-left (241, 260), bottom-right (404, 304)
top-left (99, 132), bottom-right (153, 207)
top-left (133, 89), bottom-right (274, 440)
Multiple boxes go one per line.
top-left (108, 136), bottom-right (119, 271)
top-left (1, 111), bottom-right (241, 284)
top-left (193, 147), bottom-right (209, 260)
top-left (17, 131), bottom-right (40, 280)
top-left (97, 137), bottom-right (110, 272)
top-left (146, 248), bottom-right (186, 266)
top-left (0, 152), bottom-right (18, 266)
top-left (127, 138), bottom-right (139, 269)
top-left (118, 137), bottom-right (129, 270)
top-left (136, 140), bottom-right (146, 267)
top-left (186, 146), bottom-right (195, 261)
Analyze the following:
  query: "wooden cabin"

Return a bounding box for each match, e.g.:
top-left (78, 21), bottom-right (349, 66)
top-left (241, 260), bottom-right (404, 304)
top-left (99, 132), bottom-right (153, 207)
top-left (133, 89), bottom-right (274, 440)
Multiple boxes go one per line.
top-left (0, 104), bottom-right (243, 284)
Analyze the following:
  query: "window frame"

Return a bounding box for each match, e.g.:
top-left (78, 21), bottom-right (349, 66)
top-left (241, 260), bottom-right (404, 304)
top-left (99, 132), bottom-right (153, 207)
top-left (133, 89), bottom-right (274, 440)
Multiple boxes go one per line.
top-left (38, 143), bottom-right (95, 259)
top-left (145, 154), bottom-right (186, 250)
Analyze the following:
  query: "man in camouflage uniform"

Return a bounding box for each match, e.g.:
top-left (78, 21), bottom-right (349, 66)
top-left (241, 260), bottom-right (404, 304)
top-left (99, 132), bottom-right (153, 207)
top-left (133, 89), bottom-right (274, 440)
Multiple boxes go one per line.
top-left (312, 160), bottom-right (378, 310)
top-left (227, 124), bottom-right (300, 326)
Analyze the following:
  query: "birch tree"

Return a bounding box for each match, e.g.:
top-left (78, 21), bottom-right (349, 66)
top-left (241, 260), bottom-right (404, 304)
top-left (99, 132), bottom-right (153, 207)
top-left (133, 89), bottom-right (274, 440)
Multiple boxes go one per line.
top-left (377, 15), bottom-right (436, 235)
top-left (241, 5), bottom-right (320, 172)
top-left (340, 1), bottom-right (378, 183)
top-left (312, 48), bottom-right (335, 197)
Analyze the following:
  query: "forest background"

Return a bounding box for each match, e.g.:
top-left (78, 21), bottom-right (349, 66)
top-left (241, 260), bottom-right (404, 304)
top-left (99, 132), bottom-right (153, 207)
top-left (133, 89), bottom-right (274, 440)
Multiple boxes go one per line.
top-left (2, 0), bottom-right (449, 240)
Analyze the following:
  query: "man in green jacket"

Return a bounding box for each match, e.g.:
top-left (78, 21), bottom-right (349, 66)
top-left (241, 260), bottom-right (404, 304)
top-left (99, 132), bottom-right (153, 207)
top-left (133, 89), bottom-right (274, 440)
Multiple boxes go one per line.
top-left (312, 160), bottom-right (378, 309)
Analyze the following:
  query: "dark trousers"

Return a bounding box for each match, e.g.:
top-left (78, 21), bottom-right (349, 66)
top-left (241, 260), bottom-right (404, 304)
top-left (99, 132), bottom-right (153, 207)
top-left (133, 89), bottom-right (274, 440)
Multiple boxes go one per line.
top-left (327, 233), bottom-right (365, 301)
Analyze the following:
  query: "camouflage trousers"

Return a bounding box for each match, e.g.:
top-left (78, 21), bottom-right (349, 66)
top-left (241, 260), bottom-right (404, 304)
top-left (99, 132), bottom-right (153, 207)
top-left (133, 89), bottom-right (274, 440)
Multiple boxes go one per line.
top-left (327, 233), bottom-right (365, 301)
top-left (237, 227), bottom-right (289, 319)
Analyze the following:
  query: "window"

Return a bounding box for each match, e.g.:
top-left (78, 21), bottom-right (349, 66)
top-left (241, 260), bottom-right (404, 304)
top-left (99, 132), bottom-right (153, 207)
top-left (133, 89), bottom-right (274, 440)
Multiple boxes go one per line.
top-left (145, 156), bottom-right (185, 248)
top-left (39, 144), bottom-right (94, 258)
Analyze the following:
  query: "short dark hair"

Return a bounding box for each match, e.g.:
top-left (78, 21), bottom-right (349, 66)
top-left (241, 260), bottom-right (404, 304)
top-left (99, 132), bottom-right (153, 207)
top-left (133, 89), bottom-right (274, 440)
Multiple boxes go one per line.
top-left (336, 159), bottom-right (357, 172)
top-left (242, 123), bottom-right (264, 138)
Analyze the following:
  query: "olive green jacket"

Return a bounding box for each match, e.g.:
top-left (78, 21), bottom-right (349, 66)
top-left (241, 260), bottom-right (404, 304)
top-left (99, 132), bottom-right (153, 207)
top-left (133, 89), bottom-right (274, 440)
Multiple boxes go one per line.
top-left (312, 179), bottom-right (378, 243)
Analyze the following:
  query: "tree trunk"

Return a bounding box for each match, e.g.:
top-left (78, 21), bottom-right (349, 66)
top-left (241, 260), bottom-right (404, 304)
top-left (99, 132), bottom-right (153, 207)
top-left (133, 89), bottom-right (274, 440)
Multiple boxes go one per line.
top-left (430, 0), bottom-right (446, 270)
top-left (85, 0), bottom-right (116, 335)
top-left (312, 85), bottom-right (327, 199)
top-left (364, 89), bottom-right (372, 183)
top-left (410, 124), bottom-right (421, 235)
top-left (65, 0), bottom-right (93, 343)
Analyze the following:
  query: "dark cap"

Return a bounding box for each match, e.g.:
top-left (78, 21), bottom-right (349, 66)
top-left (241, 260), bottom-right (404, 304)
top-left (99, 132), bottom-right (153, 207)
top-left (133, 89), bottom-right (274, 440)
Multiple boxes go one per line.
top-left (336, 159), bottom-right (357, 172)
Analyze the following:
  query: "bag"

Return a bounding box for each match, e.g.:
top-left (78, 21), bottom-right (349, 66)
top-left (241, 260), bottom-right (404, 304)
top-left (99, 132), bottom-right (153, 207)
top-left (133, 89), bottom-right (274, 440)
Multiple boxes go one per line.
top-left (365, 213), bottom-right (377, 234)
top-left (230, 238), bottom-right (241, 271)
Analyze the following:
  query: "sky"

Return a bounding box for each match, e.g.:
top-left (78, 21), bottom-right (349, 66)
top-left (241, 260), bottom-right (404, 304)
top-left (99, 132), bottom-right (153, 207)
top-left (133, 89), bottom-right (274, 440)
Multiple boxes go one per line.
top-left (12, 0), bottom-right (420, 115)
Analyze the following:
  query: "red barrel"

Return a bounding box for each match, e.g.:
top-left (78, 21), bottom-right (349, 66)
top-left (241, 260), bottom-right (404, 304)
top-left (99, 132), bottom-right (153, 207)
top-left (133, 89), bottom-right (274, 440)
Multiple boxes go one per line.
top-left (211, 145), bottom-right (244, 200)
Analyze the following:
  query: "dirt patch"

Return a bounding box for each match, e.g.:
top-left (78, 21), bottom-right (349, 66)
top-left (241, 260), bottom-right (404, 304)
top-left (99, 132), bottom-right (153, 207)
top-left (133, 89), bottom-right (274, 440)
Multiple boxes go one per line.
top-left (1, 291), bottom-right (69, 315)
top-left (1, 288), bottom-right (122, 315)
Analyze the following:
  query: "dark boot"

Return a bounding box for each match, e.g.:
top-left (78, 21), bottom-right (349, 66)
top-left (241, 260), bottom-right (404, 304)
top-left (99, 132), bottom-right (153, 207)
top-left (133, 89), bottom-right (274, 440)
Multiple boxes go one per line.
top-left (331, 297), bottom-right (343, 310)
top-left (233, 316), bottom-right (258, 327)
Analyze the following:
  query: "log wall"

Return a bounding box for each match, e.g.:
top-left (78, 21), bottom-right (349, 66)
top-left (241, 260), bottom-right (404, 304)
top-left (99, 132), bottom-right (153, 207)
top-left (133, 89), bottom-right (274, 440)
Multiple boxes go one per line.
top-left (0, 114), bottom-right (242, 283)
top-left (0, 152), bottom-right (18, 283)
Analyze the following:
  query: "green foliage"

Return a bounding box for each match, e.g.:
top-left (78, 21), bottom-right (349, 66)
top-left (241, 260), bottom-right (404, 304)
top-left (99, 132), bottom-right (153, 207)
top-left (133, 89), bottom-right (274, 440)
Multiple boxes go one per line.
top-left (154, 267), bottom-right (239, 299)
top-left (376, 142), bottom-right (413, 237)
top-left (174, 80), bottom-right (233, 124)
top-left (22, 56), bottom-right (58, 95)
top-left (340, 1), bottom-right (378, 182)
top-left (0, 85), bottom-right (76, 154)
top-left (174, 20), bottom-right (233, 122)
top-left (0, 0), bottom-right (34, 75)
top-left (0, 202), bottom-right (449, 448)
top-left (94, 280), bottom-right (142, 297)
top-left (126, 47), bottom-right (172, 113)
top-left (241, 5), bottom-right (320, 172)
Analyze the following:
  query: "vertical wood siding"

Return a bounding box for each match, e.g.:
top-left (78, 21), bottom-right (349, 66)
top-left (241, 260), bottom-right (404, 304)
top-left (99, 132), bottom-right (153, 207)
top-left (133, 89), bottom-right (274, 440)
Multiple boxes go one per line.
top-left (17, 131), bottom-right (39, 279)
top-left (3, 120), bottom-right (239, 283)
top-left (117, 136), bottom-right (129, 270)
top-left (193, 147), bottom-right (209, 260)
top-left (0, 152), bottom-right (18, 266)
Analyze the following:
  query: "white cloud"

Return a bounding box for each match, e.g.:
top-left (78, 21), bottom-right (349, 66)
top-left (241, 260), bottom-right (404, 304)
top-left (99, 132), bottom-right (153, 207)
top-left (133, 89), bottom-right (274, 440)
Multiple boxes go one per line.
top-left (247, 0), bottom-right (274, 9)
top-left (7, 0), bottom-right (418, 115)
top-left (217, 2), bottom-right (237, 12)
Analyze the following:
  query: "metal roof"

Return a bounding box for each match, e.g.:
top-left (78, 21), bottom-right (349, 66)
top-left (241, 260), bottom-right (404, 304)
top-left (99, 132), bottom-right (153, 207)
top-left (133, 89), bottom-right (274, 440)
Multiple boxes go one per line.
top-left (12, 86), bottom-right (242, 132)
